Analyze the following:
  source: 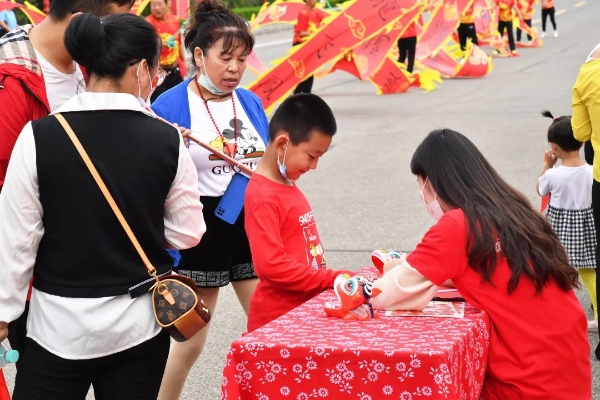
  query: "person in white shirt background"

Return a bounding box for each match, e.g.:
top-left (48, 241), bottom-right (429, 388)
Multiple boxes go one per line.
top-left (0, 12), bottom-right (204, 399)
top-left (537, 110), bottom-right (597, 332)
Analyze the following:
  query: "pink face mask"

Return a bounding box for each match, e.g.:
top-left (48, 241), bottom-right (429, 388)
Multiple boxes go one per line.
top-left (420, 177), bottom-right (444, 221)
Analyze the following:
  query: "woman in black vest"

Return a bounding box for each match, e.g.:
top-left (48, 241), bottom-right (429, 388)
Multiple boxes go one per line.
top-left (0, 13), bottom-right (205, 399)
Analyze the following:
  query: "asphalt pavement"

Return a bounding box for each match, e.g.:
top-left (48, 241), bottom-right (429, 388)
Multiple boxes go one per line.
top-left (3, 0), bottom-right (600, 398)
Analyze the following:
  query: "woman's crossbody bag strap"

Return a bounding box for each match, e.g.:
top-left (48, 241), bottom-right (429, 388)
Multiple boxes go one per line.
top-left (54, 113), bottom-right (158, 279)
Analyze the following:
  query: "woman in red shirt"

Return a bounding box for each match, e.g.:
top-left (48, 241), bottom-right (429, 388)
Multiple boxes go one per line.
top-left (372, 129), bottom-right (592, 400)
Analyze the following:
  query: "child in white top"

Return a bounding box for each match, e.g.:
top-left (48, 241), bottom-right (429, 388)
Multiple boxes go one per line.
top-left (537, 110), bottom-right (597, 331)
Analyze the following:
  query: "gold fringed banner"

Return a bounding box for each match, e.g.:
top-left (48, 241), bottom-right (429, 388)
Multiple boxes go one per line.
top-left (369, 57), bottom-right (417, 93)
top-left (419, 41), bottom-right (492, 78)
top-left (131, 0), bottom-right (150, 15)
top-left (369, 56), bottom-right (442, 94)
top-left (248, 0), bottom-right (421, 111)
top-left (416, 0), bottom-right (472, 59)
top-left (320, 1), bottom-right (424, 80)
top-left (514, 9), bottom-right (542, 47)
top-left (454, 42), bottom-right (493, 76)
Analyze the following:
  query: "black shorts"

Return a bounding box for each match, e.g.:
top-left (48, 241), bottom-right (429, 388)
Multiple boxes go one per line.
top-left (176, 196), bottom-right (256, 287)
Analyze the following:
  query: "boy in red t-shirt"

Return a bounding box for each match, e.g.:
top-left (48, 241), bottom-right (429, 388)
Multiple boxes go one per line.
top-left (244, 94), bottom-right (353, 333)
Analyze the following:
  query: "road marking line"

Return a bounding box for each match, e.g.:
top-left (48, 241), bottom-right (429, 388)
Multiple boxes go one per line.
top-left (555, 9), bottom-right (567, 15)
top-left (575, 1), bottom-right (585, 6)
top-left (255, 39), bottom-right (292, 48)
top-left (532, 18), bottom-right (540, 23)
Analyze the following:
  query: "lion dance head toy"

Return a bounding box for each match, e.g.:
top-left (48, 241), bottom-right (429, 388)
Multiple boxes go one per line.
top-left (324, 274), bottom-right (381, 321)
top-left (371, 249), bottom-right (403, 276)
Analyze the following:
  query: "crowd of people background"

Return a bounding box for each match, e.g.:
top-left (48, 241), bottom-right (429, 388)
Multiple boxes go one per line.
top-left (0, 0), bottom-right (598, 399)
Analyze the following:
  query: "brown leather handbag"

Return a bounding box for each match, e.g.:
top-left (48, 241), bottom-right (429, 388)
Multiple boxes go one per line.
top-left (55, 113), bottom-right (211, 342)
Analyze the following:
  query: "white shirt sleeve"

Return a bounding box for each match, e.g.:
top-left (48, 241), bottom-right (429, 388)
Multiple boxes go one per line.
top-left (538, 169), bottom-right (552, 196)
top-left (164, 132), bottom-right (206, 249)
top-left (0, 123), bottom-right (43, 323)
top-left (370, 260), bottom-right (438, 311)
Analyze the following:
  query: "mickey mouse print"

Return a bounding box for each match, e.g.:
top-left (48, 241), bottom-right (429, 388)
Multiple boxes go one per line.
top-left (188, 92), bottom-right (266, 197)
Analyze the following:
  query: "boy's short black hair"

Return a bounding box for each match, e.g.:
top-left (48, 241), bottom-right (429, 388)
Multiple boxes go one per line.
top-left (269, 94), bottom-right (337, 145)
top-left (49, 0), bottom-right (135, 20)
top-left (542, 111), bottom-right (581, 152)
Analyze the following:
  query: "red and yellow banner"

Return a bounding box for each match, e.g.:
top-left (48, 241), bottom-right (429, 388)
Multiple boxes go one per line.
top-left (170, 0), bottom-right (190, 20)
top-left (420, 40), bottom-right (492, 77)
top-left (320, 2), bottom-right (424, 80)
top-left (130, 0), bottom-right (150, 15)
top-left (514, 6), bottom-right (542, 47)
top-left (247, 50), bottom-right (268, 75)
top-left (369, 56), bottom-right (442, 93)
top-left (473, 0), bottom-right (496, 44)
top-left (248, 0), bottom-right (422, 110)
top-left (22, 1), bottom-right (46, 24)
top-left (1, 0), bottom-right (46, 23)
top-left (246, 0), bottom-right (512, 103)
top-left (250, 0), bottom-right (331, 31)
top-left (416, 0), bottom-right (472, 59)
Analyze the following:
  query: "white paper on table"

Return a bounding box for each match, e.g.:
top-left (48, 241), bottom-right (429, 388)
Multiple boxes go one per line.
top-left (383, 301), bottom-right (465, 319)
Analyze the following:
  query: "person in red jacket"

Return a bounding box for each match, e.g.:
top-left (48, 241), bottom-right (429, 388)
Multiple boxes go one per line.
top-left (244, 93), bottom-right (353, 333)
top-left (292, 0), bottom-right (325, 94)
top-left (146, 0), bottom-right (185, 102)
top-left (458, 2), bottom-right (478, 52)
top-left (0, 0), bottom-right (134, 362)
top-left (516, 0), bottom-right (535, 42)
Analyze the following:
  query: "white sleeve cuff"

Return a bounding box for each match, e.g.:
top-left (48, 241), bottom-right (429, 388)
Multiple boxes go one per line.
top-left (370, 260), bottom-right (437, 311)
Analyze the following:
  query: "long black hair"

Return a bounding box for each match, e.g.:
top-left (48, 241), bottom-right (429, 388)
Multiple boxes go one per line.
top-left (410, 129), bottom-right (579, 294)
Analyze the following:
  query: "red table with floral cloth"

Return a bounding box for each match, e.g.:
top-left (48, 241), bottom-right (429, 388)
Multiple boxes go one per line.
top-left (221, 268), bottom-right (490, 400)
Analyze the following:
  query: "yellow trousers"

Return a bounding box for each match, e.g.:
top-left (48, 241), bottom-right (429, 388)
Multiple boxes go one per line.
top-left (579, 268), bottom-right (597, 320)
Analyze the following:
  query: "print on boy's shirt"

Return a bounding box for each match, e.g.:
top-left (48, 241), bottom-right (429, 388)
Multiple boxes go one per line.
top-left (299, 211), bottom-right (326, 269)
top-left (208, 118), bottom-right (265, 161)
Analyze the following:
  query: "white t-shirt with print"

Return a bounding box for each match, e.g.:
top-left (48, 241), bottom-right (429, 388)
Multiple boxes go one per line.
top-left (35, 49), bottom-right (85, 112)
top-left (187, 88), bottom-right (266, 197)
top-left (538, 164), bottom-right (593, 209)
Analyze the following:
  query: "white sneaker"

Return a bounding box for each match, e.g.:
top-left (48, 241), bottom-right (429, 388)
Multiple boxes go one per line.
top-left (553, 30), bottom-right (558, 37)
top-left (588, 320), bottom-right (598, 332)
top-left (541, 32), bottom-right (546, 38)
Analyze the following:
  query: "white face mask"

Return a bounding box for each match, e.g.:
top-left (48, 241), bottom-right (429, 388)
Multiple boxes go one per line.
top-left (277, 139), bottom-right (289, 180)
top-left (197, 51), bottom-right (230, 96)
top-left (420, 177), bottom-right (444, 221)
top-left (136, 61), bottom-right (159, 109)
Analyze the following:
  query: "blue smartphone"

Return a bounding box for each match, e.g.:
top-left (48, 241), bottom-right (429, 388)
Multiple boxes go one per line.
top-left (215, 172), bottom-right (251, 224)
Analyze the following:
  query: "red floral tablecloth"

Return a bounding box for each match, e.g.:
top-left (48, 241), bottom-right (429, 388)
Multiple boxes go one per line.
top-left (221, 269), bottom-right (490, 400)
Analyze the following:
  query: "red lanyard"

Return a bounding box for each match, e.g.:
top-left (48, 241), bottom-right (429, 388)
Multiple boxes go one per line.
top-left (194, 75), bottom-right (238, 157)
